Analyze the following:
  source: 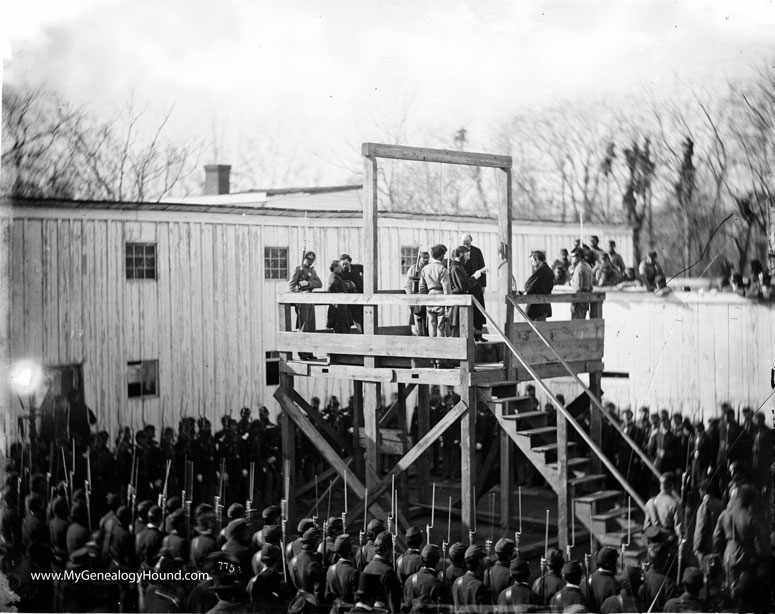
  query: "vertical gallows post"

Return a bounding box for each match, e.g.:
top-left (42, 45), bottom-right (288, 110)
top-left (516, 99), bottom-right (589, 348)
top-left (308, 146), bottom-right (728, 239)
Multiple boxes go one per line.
top-left (460, 302), bottom-right (477, 534)
top-left (500, 167), bottom-right (514, 377)
top-left (361, 145), bottom-right (380, 495)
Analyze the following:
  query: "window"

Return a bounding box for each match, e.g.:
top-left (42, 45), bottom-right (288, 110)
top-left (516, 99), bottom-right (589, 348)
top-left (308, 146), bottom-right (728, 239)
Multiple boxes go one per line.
top-left (266, 351), bottom-right (280, 386)
top-left (265, 247), bottom-right (289, 279)
top-left (126, 243), bottom-right (157, 280)
top-left (400, 246), bottom-right (419, 275)
top-left (127, 360), bottom-right (158, 398)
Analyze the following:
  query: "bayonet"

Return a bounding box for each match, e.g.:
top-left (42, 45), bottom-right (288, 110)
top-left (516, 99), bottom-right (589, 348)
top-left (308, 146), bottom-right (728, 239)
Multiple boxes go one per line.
top-left (426, 483), bottom-right (436, 547)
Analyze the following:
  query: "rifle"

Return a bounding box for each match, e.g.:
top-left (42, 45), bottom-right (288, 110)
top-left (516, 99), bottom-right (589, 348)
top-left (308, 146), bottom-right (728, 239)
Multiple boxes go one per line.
top-left (158, 459), bottom-right (172, 526)
top-left (127, 441), bottom-right (137, 507)
top-left (71, 439), bottom-right (76, 503)
top-left (426, 483), bottom-right (436, 548)
top-left (359, 487), bottom-right (368, 547)
top-left (130, 453), bottom-right (139, 527)
top-left (567, 499), bottom-right (576, 563)
top-left (515, 486), bottom-right (522, 559)
top-left (539, 509), bottom-right (549, 605)
top-left (322, 479), bottom-right (333, 566)
top-left (85, 448), bottom-right (93, 531)
top-left (620, 498), bottom-right (630, 573)
top-left (47, 442), bottom-right (54, 502)
top-left (183, 459), bottom-right (193, 540)
top-left (215, 458), bottom-right (226, 529)
top-left (468, 487), bottom-right (477, 546)
top-left (61, 447), bottom-right (70, 508)
top-left (392, 488), bottom-right (398, 571)
top-left (341, 469), bottom-right (348, 534)
top-left (313, 473), bottom-right (319, 526)
top-left (441, 495), bottom-right (452, 585)
top-left (485, 492), bottom-right (495, 559)
top-left (246, 461), bottom-right (256, 533)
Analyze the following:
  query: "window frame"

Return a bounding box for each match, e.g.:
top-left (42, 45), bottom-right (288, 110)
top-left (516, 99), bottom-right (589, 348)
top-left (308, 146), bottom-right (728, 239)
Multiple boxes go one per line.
top-left (264, 246), bottom-right (290, 280)
top-left (400, 245), bottom-right (419, 276)
top-left (127, 359), bottom-right (159, 399)
top-left (125, 242), bottom-right (157, 280)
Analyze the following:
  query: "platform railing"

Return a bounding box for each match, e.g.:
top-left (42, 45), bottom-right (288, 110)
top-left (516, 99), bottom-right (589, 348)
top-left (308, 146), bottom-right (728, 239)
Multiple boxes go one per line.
top-left (277, 292), bottom-right (476, 362)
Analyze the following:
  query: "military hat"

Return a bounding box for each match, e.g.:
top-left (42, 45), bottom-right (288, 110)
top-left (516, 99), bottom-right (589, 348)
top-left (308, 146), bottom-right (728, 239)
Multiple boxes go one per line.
top-left (374, 531), bottom-right (393, 549)
top-left (597, 545), bottom-right (619, 567)
top-left (116, 505), bottom-right (132, 525)
top-left (328, 517), bottom-right (343, 530)
top-left (495, 538), bottom-right (516, 554)
top-left (562, 560), bottom-right (583, 576)
top-left (334, 534), bottom-right (353, 555)
top-left (297, 518), bottom-right (316, 534)
top-left (166, 496), bottom-right (182, 513)
top-left (136, 499), bottom-right (153, 517)
top-left (263, 524), bottom-right (282, 544)
top-left (448, 542), bottom-right (467, 564)
top-left (211, 573), bottom-right (239, 593)
top-left (262, 505), bottom-right (281, 520)
top-left (227, 517), bottom-right (248, 537)
top-left (510, 557), bottom-right (530, 576)
top-left (107, 493), bottom-right (122, 510)
top-left (643, 525), bottom-right (665, 543)
top-left (548, 548), bottom-right (565, 569)
top-left (261, 543), bottom-right (282, 565)
top-left (302, 527), bottom-right (322, 542)
top-left (464, 544), bottom-right (485, 560)
top-left (367, 518), bottom-right (385, 533)
top-left (227, 502), bottom-right (245, 519)
top-left (405, 526), bottom-right (422, 538)
top-left (288, 591), bottom-right (318, 614)
top-left (421, 544), bottom-right (440, 565)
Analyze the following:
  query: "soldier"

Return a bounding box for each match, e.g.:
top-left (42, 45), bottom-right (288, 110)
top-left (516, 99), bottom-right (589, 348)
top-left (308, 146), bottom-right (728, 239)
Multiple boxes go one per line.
top-left (143, 549), bottom-right (188, 613)
top-left (356, 518), bottom-right (385, 571)
top-left (642, 473), bottom-right (682, 544)
top-left (325, 533), bottom-right (360, 612)
top-left (663, 566), bottom-right (705, 613)
top-left (397, 526), bottom-right (424, 584)
top-left (640, 545), bottom-right (677, 612)
top-left (531, 548), bottom-right (566, 605)
top-left (582, 545), bottom-right (620, 612)
top-left (444, 542), bottom-right (467, 588)
top-left (549, 560), bottom-right (585, 613)
top-left (287, 517), bottom-right (318, 563)
top-left (289, 526), bottom-right (326, 603)
top-left (221, 517), bottom-right (253, 585)
top-left (162, 508), bottom-right (189, 562)
top-left (248, 544), bottom-right (293, 614)
top-left (136, 505), bottom-right (164, 610)
top-left (133, 499), bottom-right (153, 538)
top-left (218, 503), bottom-right (247, 547)
top-left (183, 551), bottom-right (222, 614)
top-left (66, 501), bottom-right (91, 554)
top-left (451, 544), bottom-right (491, 613)
top-left (207, 571), bottom-right (250, 614)
top-left (692, 476), bottom-right (723, 574)
top-left (496, 557), bottom-right (537, 611)
top-left (403, 543), bottom-right (444, 612)
top-left (600, 566), bottom-right (642, 614)
top-left (362, 531), bottom-right (402, 613)
top-left (318, 516), bottom-right (344, 567)
top-left (49, 496), bottom-right (70, 611)
top-left (405, 248), bottom-right (430, 336)
top-left (484, 537), bottom-right (515, 602)
top-left (193, 418), bottom-right (217, 504)
top-left (253, 504), bottom-right (281, 549)
top-left (105, 505), bottom-right (137, 613)
top-left (190, 507), bottom-right (219, 570)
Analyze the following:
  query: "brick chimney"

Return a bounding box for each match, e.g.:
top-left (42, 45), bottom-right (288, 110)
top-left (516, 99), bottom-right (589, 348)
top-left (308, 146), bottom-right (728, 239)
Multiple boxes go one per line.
top-left (204, 164), bottom-right (231, 195)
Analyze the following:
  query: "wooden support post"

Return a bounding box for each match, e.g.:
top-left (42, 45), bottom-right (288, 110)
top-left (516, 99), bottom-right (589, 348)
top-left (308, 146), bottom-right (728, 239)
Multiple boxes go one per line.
top-left (417, 385), bottom-right (431, 505)
top-left (500, 167), bottom-right (514, 376)
top-left (279, 374), bottom-right (296, 523)
top-left (397, 383), bottom-right (409, 519)
top-left (557, 408), bottom-right (569, 550)
top-left (499, 402), bottom-right (512, 529)
top-left (460, 304), bottom-right (477, 535)
top-left (352, 381), bottom-right (364, 478)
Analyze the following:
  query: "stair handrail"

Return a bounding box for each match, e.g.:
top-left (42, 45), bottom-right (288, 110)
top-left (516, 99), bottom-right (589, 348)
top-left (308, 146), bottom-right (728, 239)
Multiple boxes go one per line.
top-left (506, 294), bottom-right (661, 481)
top-left (472, 297), bottom-right (647, 512)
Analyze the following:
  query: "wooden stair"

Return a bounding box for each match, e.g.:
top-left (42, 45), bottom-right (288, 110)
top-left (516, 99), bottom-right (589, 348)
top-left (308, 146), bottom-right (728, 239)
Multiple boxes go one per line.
top-left (482, 381), bottom-right (645, 564)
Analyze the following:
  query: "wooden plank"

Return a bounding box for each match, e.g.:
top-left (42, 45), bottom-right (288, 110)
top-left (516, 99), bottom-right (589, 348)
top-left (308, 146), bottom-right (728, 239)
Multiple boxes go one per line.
top-left (713, 303), bottom-right (729, 410)
top-left (696, 302), bottom-right (716, 418)
top-left (357, 427), bottom-right (409, 456)
top-left (363, 142), bottom-right (512, 169)
top-left (416, 385), bottom-right (431, 505)
top-left (10, 220), bottom-right (24, 360)
top-left (58, 219), bottom-right (70, 365)
top-left (507, 320), bottom-right (605, 365)
top-left (42, 220), bottom-right (57, 364)
top-left (156, 222), bottom-right (171, 428)
top-left (276, 331), bottom-right (467, 360)
top-left (508, 292), bottom-right (606, 305)
top-left (70, 219), bottom-right (83, 363)
top-left (277, 292), bottom-right (473, 306)
top-left (249, 225), bottom-right (263, 409)
top-left (28, 221), bottom-right (46, 362)
top-left (200, 223), bottom-right (215, 419)
top-left (110, 221), bottom-right (126, 429)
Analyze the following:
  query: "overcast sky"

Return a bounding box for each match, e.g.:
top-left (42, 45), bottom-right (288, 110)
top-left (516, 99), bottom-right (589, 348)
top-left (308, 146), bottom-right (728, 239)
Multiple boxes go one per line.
top-left (3, 0), bottom-right (775, 187)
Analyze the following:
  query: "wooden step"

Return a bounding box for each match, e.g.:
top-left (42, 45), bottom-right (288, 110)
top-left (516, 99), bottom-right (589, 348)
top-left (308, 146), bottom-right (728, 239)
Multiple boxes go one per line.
top-left (532, 442), bottom-right (576, 463)
top-left (490, 395), bottom-right (531, 404)
top-left (568, 474), bottom-right (607, 491)
top-left (574, 490), bottom-right (622, 505)
top-left (547, 457), bottom-right (589, 471)
top-left (500, 411), bottom-right (548, 422)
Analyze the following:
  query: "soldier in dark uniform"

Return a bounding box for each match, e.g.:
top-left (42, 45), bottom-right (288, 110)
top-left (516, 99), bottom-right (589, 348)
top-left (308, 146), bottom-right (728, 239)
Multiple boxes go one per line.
top-left (582, 545), bottom-right (620, 612)
top-left (49, 495), bottom-right (70, 612)
top-left (362, 531), bottom-right (402, 613)
top-left (190, 507), bottom-right (219, 570)
top-left (325, 533), bottom-right (360, 611)
top-left (403, 543), bottom-right (444, 611)
top-left (144, 549), bottom-right (188, 613)
top-left (640, 545), bottom-right (677, 612)
top-left (550, 560), bottom-right (585, 613)
top-left (451, 543), bottom-right (491, 613)
top-left (289, 526), bottom-right (326, 603)
top-left (136, 505), bottom-right (164, 610)
top-left (221, 517), bottom-right (253, 585)
top-left (600, 565), bottom-right (642, 614)
top-left (663, 566), bottom-right (705, 613)
top-left (531, 548), bottom-right (566, 605)
top-left (496, 557), bottom-right (537, 611)
top-left (287, 517), bottom-right (318, 562)
top-left (356, 518), bottom-right (385, 571)
top-left (133, 499), bottom-right (153, 538)
top-left (253, 504), bottom-right (281, 549)
top-left (444, 542), bottom-right (467, 588)
top-left (162, 508), bottom-right (189, 562)
top-left (106, 505), bottom-right (137, 613)
top-left (248, 543), bottom-right (293, 613)
top-left (318, 516), bottom-right (344, 567)
top-left (193, 418), bottom-right (217, 504)
top-left (218, 419), bottom-right (244, 504)
top-left (184, 551), bottom-right (223, 614)
top-left (397, 526), bottom-right (424, 584)
top-left (206, 572), bottom-right (250, 614)
top-left (66, 501), bottom-right (90, 554)
top-left (484, 537), bottom-right (515, 602)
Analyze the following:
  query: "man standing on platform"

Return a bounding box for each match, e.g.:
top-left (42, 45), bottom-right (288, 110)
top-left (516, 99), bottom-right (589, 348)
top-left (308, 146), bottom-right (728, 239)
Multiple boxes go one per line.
top-left (462, 233), bottom-right (487, 341)
top-left (569, 247), bottom-right (594, 320)
top-left (419, 244), bottom-right (451, 338)
top-left (289, 251), bottom-right (323, 360)
top-left (405, 248), bottom-right (430, 336)
top-left (524, 250), bottom-right (554, 321)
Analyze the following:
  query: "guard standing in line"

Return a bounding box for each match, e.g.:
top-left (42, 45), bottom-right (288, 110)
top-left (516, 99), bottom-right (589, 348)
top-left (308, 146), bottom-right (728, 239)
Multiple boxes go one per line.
top-left (496, 557), bottom-right (538, 610)
top-left (582, 545), bottom-right (620, 612)
top-left (289, 527), bottom-right (326, 604)
top-left (396, 526), bottom-right (424, 584)
top-left (531, 548), bottom-right (566, 605)
top-left (549, 560), bottom-right (585, 612)
top-left (287, 518), bottom-right (318, 563)
top-left (325, 533), bottom-right (360, 612)
top-left (190, 507), bottom-right (219, 570)
top-left (247, 544), bottom-right (293, 614)
top-left (356, 518), bottom-right (385, 571)
top-left (444, 542), bottom-right (467, 589)
top-left (362, 531), bottom-right (402, 614)
top-left (318, 516), bottom-right (344, 567)
top-left (403, 544), bottom-right (444, 611)
top-left (451, 544), bottom-right (492, 613)
top-left (484, 537), bottom-right (515, 602)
